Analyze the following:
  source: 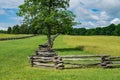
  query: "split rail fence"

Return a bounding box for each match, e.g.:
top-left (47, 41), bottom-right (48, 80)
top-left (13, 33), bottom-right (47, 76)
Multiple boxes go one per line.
top-left (0, 34), bottom-right (37, 41)
top-left (29, 55), bottom-right (120, 69)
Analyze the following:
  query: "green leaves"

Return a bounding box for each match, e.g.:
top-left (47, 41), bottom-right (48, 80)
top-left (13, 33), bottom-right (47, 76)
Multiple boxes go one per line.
top-left (17, 0), bottom-right (76, 35)
top-left (18, 0), bottom-right (72, 24)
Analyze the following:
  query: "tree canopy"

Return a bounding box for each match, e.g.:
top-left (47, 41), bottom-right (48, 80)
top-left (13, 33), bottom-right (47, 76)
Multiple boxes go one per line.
top-left (17, 0), bottom-right (76, 48)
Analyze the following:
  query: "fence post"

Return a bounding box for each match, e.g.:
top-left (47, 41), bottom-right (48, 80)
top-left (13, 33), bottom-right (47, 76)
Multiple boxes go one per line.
top-left (53, 56), bottom-right (64, 70)
top-left (30, 56), bottom-right (34, 67)
top-left (101, 56), bottom-right (110, 68)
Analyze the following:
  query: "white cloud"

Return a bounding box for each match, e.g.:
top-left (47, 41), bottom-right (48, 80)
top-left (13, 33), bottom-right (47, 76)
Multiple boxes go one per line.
top-left (0, 0), bottom-right (24, 30)
top-left (100, 11), bottom-right (109, 20)
top-left (69, 0), bottom-right (81, 9)
top-left (0, 17), bottom-right (23, 30)
top-left (11, 17), bottom-right (23, 22)
top-left (110, 18), bottom-right (120, 25)
top-left (90, 15), bottom-right (99, 20)
top-left (78, 21), bottom-right (98, 28)
top-left (0, 0), bottom-right (24, 9)
top-left (88, 21), bottom-right (96, 28)
top-left (0, 27), bottom-right (6, 30)
top-left (70, 0), bottom-right (120, 28)
top-left (97, 0), bottom-right (120, 17)
top-left (0, 23), bottom-right (15, 30)
top-left (0, 9), bottom-right (6, 15)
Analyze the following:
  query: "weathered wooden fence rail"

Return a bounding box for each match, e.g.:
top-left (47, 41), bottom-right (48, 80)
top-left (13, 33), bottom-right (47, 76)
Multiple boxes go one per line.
top-left (101, 56), bottom-right (120, 68)
top-left (29, 54), bottom-right (120, 69)
top-left (56, 55), bottom-right (106, 69)
top-left (0, 34), bottom-right (37, 41)
top-left (29, 55), bottom-right (55, 68)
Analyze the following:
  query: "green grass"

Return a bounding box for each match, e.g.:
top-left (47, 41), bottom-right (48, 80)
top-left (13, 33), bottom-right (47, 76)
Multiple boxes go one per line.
top-left (0, 34), bottom-right (31, 38)
top-left (0, 35), bottom-right (120, 80)
top-left (63, 35), bottom-right (120, 56)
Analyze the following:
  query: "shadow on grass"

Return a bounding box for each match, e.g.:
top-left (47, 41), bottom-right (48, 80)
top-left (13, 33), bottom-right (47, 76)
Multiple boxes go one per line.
top-left (55, 45), bottom-right (99, 53)
top-left (55, 46), bottom-right (84, 52)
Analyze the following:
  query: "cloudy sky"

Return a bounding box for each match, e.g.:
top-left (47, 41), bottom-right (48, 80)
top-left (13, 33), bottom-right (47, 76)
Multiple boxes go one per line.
top-left (0, 0), bottom-right (120, 30)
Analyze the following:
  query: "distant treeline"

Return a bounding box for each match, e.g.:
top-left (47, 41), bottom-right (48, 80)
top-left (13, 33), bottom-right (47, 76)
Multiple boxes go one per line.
top-left (3, 23), bottom-right (120, 36)
top-left (0, 30), bottom-right (7, 33)
top-left (72, 24), bottom-right (120, 36)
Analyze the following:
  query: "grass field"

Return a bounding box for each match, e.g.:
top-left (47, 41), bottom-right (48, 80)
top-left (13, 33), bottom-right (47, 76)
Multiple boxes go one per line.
top-left (0, 34), bottom-right (31, 38)
top-left (0, 35), bottom-right (120, 80)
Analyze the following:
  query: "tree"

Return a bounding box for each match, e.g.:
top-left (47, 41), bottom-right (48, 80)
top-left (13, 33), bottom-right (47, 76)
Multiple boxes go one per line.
top-left (54, 10), bottom-right (76, 34)
top-left (0, 30), bottom-right (6, 33)
top-left (113, 24), bottom-right (120, 36)
top-left (19, 24), bottom-right (29, 34)
top-left (94, 27), bottom-right (102, 35)
top-left (12, 25), bottom-right (20, 34)
top-left (18, 0), bottom-right (75, 48)
top-left (7, 27), bottom-right (12, 34)
top-left (85, 28), bottom-right (96, 35)
top-left (105, 24), bottom-right (116, 35)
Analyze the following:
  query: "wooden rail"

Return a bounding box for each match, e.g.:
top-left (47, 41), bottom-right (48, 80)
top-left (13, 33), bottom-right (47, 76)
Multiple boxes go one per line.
top-left (29, 54), bottom-right (120, 69)
top-left (55, 55), bottom-right (106, 69)
top-left (101, 56), bottom-right (120, 68)
top-left (29, 55), bottom-right (54, 67)
top-left (0, 34), bottom-right (37, 41)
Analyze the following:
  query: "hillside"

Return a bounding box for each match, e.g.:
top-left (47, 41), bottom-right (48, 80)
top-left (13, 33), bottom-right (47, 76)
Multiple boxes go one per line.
top-left (0, 35), bottom-right (120, 80)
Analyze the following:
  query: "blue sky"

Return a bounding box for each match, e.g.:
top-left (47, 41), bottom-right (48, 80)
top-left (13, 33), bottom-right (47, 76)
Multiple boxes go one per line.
top-left (0, 0), bottom-right (120, 30)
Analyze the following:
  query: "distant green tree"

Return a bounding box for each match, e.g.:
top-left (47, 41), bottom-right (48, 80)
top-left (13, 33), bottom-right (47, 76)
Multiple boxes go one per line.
top-left (18, 0), bottom-right (75, 48)
top-left (28, 26), bottom-right (35, 34)
top-left (12, 25), bottom-right (20, 34)
top-left (19, 24), bottom-right (29, 34)
top-left (105, 24), bottom-right (116, 35)
top-left (78, 28), bottom-right (86, 35)
top-left (7, 27), bottom-right (12, 34)
top-left (72, 28), bottom-right (86, 35)
top-left (0, 30), bottom-right (7, 33)
top-left (86, 28), bottom-right (95, 35)
top-left (72, 28), bottom-right (77, 35)
top-left (113, 24), bottom-right (120, 36)
top-left (100, 27), bottom-right (106, 35)
top-left (84, 24), bottom-right (116, 36)
top-left (94, 27), bottom-right (102, 35)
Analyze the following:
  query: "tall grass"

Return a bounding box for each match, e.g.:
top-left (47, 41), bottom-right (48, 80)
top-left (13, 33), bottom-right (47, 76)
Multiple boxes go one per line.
top-left (63, 35), bottom-right (120, 56)
top-left (0, 35), bottom-right (120, 80)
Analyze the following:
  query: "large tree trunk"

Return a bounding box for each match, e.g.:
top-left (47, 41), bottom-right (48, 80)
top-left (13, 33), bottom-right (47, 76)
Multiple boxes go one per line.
top-left (47, 0), bottom-right (52, 48)
top-left (47, 26), bottom-right (52, 48)
top-left (51, 33), bottom-right (59, 48)
top-left (46, 0), bottom-right (60, 48)
top-left (45, 32), bottom-right (59, 48)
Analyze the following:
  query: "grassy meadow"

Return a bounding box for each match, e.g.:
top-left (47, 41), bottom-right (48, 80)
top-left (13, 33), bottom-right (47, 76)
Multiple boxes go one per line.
top-left (0, 35), bottom-right (120, 80)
